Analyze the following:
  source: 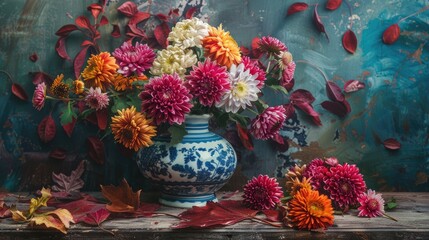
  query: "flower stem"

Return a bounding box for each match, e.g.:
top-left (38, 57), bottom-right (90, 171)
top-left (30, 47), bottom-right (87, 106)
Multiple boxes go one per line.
top-left (250, 216), bottom-right (283, 228)
top-left (398, 5), bottom-right (429, 24)
top-left (344, 0), bottom-right (353, 29)
top-left (0, 70), bottom-right (14, 84)
top-left (295, 60), bottom-right (329, 82)
top-left (383, 212), bottom-right (398, 222)
top-left (98, 225), bottom-right (115, 236)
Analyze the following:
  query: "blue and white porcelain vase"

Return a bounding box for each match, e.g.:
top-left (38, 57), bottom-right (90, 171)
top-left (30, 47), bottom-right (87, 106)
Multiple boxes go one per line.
top-left (136, 114), bottom-right (237, 208)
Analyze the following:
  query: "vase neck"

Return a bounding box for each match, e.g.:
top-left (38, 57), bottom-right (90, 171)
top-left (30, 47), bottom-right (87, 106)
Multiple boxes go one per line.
top-left (185, 114), bottom-right (210, 134)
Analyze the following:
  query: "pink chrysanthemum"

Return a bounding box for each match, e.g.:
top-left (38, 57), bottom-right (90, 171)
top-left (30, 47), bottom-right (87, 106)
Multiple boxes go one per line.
top-left (281, 61), bottom-right (296, 91)
top-left (32, 82), bottom-right (46, 111)
top-left (186, 59), bottom-right (230, 107)
top-left (250, 106), bottom-right (286, 140)
top-left (241, 56), bottom-right (266, 89)
top-left (324, 163), bottom-right (367, 210)
top-left (140, 74), bottom-right (192, 125)
top-left (358, 189), bottom-right (385, 218)
top-left (85, 87), bottom-right (110, 110)
top-left (113, 42), bottom-right (155, 77)
top-left (258, 36), bottom-right (287, 55)
top-left (242, 174), bottom-right (283, 210)
top-left (303, 158), bottom-right (328, 191)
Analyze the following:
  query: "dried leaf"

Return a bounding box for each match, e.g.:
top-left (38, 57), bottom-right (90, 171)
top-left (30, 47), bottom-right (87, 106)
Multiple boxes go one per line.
top-left (185, 6), bottom-right (198, 19)
top-left (290, 89), bottom-right (315, 104)
top-left (87, 3), bottom-right (103, 20)
top-left (117, 1), bottom-right (138, 17)
top-left (30, 208), bottom-right (74, 234)
top-left (81, 40), bottom-right (94, 47)
top-left (75, 16), bottom-right (92, 30)
top-left (99, 16), bottom-right (109, 26)
top-left (293, 101), bottom-right (322, 126)
top-left (154, 22), bottom-right (170, 48)
top-left (326, 81), bottom-right (345, 102)
top-left (112, 202), bottom-right (160, 218)
top-left (62, 117), bottom-right (76, 138)
top-left (11, 83), bottom-right (28, 101)
top-left (29, 53), bottom-right (38, 62)
top-left (286, 2), bottom-right (309, 16)
top-left (382, 24), bottom-right (400, 45)
top-left (100, 179), bottom-right (141, 213)
top-left (87, 136), bottom-right (105, 165)
top-left (55, 24), bottom-right (79, 37)
top-left (236, 123), bottom-right (254, 151)
top-left (344, 80), bottom-right (365, 93)
top-left (37, 115), bottom-right (56, 143)
top-left (96, 108), bottom-right (108, 130)
top-left (262, 209), bottom-right (281, 222)
top-left (326, 0), bottom-right (342, 10)
top-left (173, 200), bottom-right (258, 229)
top-left (342, 29), bottom-right (357, 54)
top-left (383, 138), bottom-right (401, 150)
top-left (82, 208), bottom-right (110, 226)
top-left (55, 195), bottom-right (105, 223)
top-left (313, 4), bottom-right (329, 41)
top-left (52, 161), bottom-right (85, 193)
top-left (321, 100), bottom-right (348, 117)
top-left (49, 148), bottom-right (66, 161)
top-left (111, 24), bottom-right (121, 38)
top-left (55, 37), bottom-right (71, 60)
top-left (0, 202), bottom-right (11, 218)
top-left (74, 46), bottom-right (90, 80)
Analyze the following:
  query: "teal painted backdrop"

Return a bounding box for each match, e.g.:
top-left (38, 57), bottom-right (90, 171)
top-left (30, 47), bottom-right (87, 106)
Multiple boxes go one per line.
top-left (0, 0), bottom-right (428, 192)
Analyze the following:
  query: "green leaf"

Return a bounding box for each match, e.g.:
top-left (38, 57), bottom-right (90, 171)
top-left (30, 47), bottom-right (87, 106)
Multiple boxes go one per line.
top-left (126, 94), bottom-right (141, 111)
top-left (80, 108), bottom-right (94, 119)
top-left (385, 197), bottom-right (397, 211)
top-left (214, 112), bottom-right (230, 129)
top-left (111, 98), bottom-right (128, 114)
top-left (267, 84), bottom-right (288, 94)
top-left (253, 99), bottom-right (268, 113)
top-left (229, 113), bottom-right (249, 127)
top-left (131, 81), bottom-right (146, 86)
top-left (60, 101), bottom-right (77, 126)
top-left (168, 124), bottom-right (187, 145)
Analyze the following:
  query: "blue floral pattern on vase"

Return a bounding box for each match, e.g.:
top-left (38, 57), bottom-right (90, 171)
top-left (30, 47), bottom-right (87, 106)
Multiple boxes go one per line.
top-left (136, 114), bottom-right (237, 208)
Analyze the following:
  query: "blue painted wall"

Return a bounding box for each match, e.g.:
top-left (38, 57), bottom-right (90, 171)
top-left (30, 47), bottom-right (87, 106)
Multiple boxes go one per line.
top-left (0, 0), bottom-right (428, 191)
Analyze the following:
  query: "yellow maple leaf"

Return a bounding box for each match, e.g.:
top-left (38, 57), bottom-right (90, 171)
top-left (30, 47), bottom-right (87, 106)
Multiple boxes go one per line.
top-left (28, 187), bottom-right (51, 217)
top-left (30, 209), bottom-right (74, 234)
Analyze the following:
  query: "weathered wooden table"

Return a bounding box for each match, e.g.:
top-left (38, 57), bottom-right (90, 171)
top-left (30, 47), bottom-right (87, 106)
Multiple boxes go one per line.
top-left (0, 192), bottom-right (427, 239)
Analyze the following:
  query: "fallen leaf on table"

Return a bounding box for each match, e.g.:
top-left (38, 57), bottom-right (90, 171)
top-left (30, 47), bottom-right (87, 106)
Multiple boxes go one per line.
top-left (101, 179), bottom-right (141, 213)
top-left (52, 161), bottom-right (85, 193)
top-left (30, 208), bottom-right (74, 234)
top-left (82, 208), bottom-right (110, 226)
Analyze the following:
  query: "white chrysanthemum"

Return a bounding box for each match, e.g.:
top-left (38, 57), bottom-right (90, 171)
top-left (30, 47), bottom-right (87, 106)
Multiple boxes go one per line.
top-left (216, 63), bottom-right (260, 113)
top-left (150, 45), bottom-right (197, 76)
top-left (167, 18), bottom-right (210, 49)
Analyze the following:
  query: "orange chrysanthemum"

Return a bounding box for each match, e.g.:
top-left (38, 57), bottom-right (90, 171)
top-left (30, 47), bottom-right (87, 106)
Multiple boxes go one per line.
top-left (50, 74), bottom-right (69, 98)
top-left (286, 188), bottom-right (334, 230)
top-left (113, 74), bottom-right (148, 91)
top-left (202, 25), bottom-right (241, 68)
top-left (289, 177), bottom-right (313, 197)
top-left (81, 52), bottom-right (119, 91)
top-left (73, 80), bottom-right (85, 94)
top-left (111, 106), bottom-right (157, 151)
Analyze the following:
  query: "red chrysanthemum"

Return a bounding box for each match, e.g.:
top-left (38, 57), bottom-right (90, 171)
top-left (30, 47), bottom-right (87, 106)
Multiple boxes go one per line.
top-left (250, 106), bottom-right (286, 140)
top-left (113, 42), bottom-right (155, 77)
top-left (242, 174), bottom-right (283, 210)
top-left (139, 74), bottom-right (192, 125)
top-left (258, 36), bottom-right (287, 56)
top-left (241, 56), bottom-right (266, 89)
top-left (186, 59), bottom-right (230, 107)
top-left (324, 163), bottom-right (367, 210)
top-left (303, 158), bottom-right (328, 191)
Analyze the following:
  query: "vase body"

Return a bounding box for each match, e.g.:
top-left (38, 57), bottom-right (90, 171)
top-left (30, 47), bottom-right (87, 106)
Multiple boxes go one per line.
top-left (136, 114), bottom-right (237, 208)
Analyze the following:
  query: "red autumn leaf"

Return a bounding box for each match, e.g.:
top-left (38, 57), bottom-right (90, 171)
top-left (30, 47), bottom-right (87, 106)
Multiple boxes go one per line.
top-left (313, 4), bottom-right (329, 41)
top-left (272, 135), bottom-right (289, 152)
top-left (73, 46), bottom-right (90, 80)
top-left (293, 101), bottom-right (322, 126)
top-left (55, 196), bottom-right (106, 223)
top-left (383, 24), bottom-right (400, 45)
top-left (31, 71), bottom-right (53, 85)
top-left (290, 89), bottom-right (315, 104)
top-left (62, 117), bottom-right (77, 137)
top-left (236, 123), bottom-right (254, 151)
top-left (113, 202), bottom-right (161, 218)
top-left (154, 22), bottom-right (170, 48)
top-left (55, 37), bottom-right (71, 60)
top-left (286, 2), bottom-right (309, 16)
top-left (342, 99), bottom-right (351, 113)
top-left (87, 136), bottom-right (105, 165)
top-left (383, 138), bottom-right (401, 150)
top-left (82, 208), bottom-right (110, 226)
top-left (156, 13), bottom-right (169, 22)
top-left (29, 53), bottom-right (38, 62)
top-left (326, 0), bottom-right (342, 10)
top-left (326, 81), bottom-right (345, 102)
top-left (169, 8), bottom-right (180, 17)
top-left (55, 24), bottom-right (79, 37)
top-left (99, 16), bottom-right (109, 26)
top-left (282, 74), bottom-right (295, 91)
top-left (38, 115), bottom-right (56, 143)
top-left (185, 6), bottom-right (198, 19)
top-left (240, 46), bottom-right (251, 56)
top-left (251, 37), bottom-right (262, 58)
top-left (283, 103), bottom-right (296, 121)
top-left (81, 40), bottom-right (94, 47)
top-left (75, 16), bottom-right (92, 30)
top-left (342, 29), bottom-right (357, 54)
top-left (101, 179), bottom-right (141, 213)
top-left (111, 24), bottom-right (121, 38)
top-left (0, 202), bottom-right (11, 218)
top-left (344, 80), bottom-right (365, 93)
top-left (87, 3), bottom-right (103, 20)
top-left (262, 209), bottom-right (282, 222)
top-left (52, 161), bottom-right (85, 193)
top-left (127, 12), bottom-right (151, 38)
top-left (11, 83), bottom-right (28, 101)
top-left (49, 148), bottom-right (67, 161)
top-left (321, 100), bottom-right (348, 117)
top-left (172, 200), bottom-right (258, 229)
top-left (96, 108), bottom-right (108, 130)
top-left (117, 1), bottom-right (138, 17)
top-left (85, 112), bottom-right (98, 125)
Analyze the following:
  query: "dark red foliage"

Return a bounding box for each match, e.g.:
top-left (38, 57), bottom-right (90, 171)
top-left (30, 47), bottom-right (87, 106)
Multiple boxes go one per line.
top-left (342, 29), bottom-right (357, 54)
top-left (31, 72), bottom-right (53, 85)
top-left (326, 0), bottom-right (342, 10)
top-left (11, 83), bottom-right (28, 101)
top-left (73, 46), bottom-right (90, 80)
top-left (38, 115), bottom-right (56, 143)
top-left (313, 4), bottom-right (329, 41)
top-left (55, 196), bottom-right (106, 223)
top-left (82, 208), bottom-right (110, 226)
top-left (286, 2), bottom-right (309, 16)
top-left (154, 22), bottom-right (170, 48)
top-left (75, 16), bottom-right (92, 30)
top-left (290, 90), bottom-right (322, 126)
top-left (185, 6), bottom-right (198, 19)
top-left (326, 81), bottom-right (345, 102)
top-left (87, 136), bottom-right (105, 165)
top-left (29, 53), bottom-right (38, 62)
top-left (111, 24), bottom-right (121, 38)
top-left (55, 37), bottom-right (71, 60)
top-left (383, 138), bottom-right (401, 150)
top-left (62, 117), bottom-right (76, 137)
top-left (117, 1), bottom-right (138, 17)
top-left (96, 108), bottom-right (108, 130)
top-left (290, 89), bottom-right (315, 104)
top-left (283, 103), bottom-right (296, 121)
top-left (87, 3), bottom-right (103, 20)
top-left (236, 123), bottom-right (254, 151)
top-left (49, 148), bottom-right (67, 161)
top-left (383, 24), bottom-right (400, 45)
top-left (99, 16), bottom-right (109, 26)
top-left (321, 100), bottom-right (348, 118)
top-left (55, 24), bottom-right (79, 37)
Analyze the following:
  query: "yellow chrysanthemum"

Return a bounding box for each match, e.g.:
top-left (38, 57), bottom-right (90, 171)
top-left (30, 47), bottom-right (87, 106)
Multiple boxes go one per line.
top-left (150, 45), bottom-right (197, 77)
top-left (289, 177), bottom-right (312, 197)
top-left (111, 106), bottom-right (157, 151)
top-left (81, 52), bottom-right (119, 91)
top-left (202, 25), bottom-right (241, 68)
top-left (50, 74), bottom-right (69, 98)
top-left (73, 80), bottom-right (85, 94)
top-left (285, 164), bottom-right (307, 192)
top-left (113, 74), bottom-right (148, 91)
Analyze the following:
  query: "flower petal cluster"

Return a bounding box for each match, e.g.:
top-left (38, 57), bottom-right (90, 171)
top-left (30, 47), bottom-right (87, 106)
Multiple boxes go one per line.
top-left (303, 158), bottom-right (328, 191)
top-left (357, 189), bottom-right (385, 218)
top-left (85, 87), bottom-right (109, 110)
top-left (258, 36), bottom-right (287, 56)
top-left (242, 56), bottom-right (266, 89)
top-left (242, 174), bottom-right (283, 210)
top-left (202, 25), bottom-right (241, 68)
top-left (113, 42), bottom-right (155, 77)
top-left (150, 45), bottom-right (197, 77)
top-left (167, 17), bottom-right (210, 48)
top-left (81, 52), bottom-right (119, 91)
top-left (250, 106), bottom-right (286, 140)
top-left (50, 74), bottom-right (69, 98)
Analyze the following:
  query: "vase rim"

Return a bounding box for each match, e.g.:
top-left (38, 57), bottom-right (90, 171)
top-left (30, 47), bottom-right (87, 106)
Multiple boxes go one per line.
top-left (185, 114), bottom-right (211, 119)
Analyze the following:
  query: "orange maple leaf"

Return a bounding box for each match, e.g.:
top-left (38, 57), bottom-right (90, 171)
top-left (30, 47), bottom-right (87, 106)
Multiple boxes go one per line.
top-left (100, 179), bottom-right (141, 213)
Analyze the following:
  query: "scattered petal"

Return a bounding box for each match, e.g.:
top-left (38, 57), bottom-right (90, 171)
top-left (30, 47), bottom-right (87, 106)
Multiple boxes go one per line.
top-left (286, 2), bottom-right (309, 16)
top-left (382, 24), bottom-right (400, 45)
top-left (326, 0), bottom-right (342, 11)
top-left (29, 53), bottom-right (38, 62)
top-left (313, 4), bottom-right (329, 41)
top-left (11, 83), bottom-right (29, 101)
top-left (342, 30), bottom-right (357, 54)
top-left (326, 81), bottom-right (345, 102)
top-left (383, 138), bottom-right (401, 150)
top-left (344, 80), bottom-right (365, 93)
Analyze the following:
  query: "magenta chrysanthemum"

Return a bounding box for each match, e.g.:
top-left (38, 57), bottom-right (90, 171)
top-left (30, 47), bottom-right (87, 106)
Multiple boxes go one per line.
top-left (241, 56), bottom-right (266, 89)
top-left (325, 157), bottom-right (339, 166)
top-left (258, 36), bottom-right (287, 55)
top-left (303, 158), bottom-right (328, 191)
top-left (242, 174), bottom-right (283, 210)
top-left (32, 82), bottom-right (46, 111)
top-left (186, 59), bottom-right (230, 107)
top-left (140, 74), bottom-right (192, 125)
top-left (85, 87), bottom-right (110, 110)
top-left (358, 189), bottom-right (385, 218)
top-left (113, 42), bottom-right (155, 77)
top-left (250, 106), bottom-right (286, 140)
top-left (324, 163), bottom-right (367, 210)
